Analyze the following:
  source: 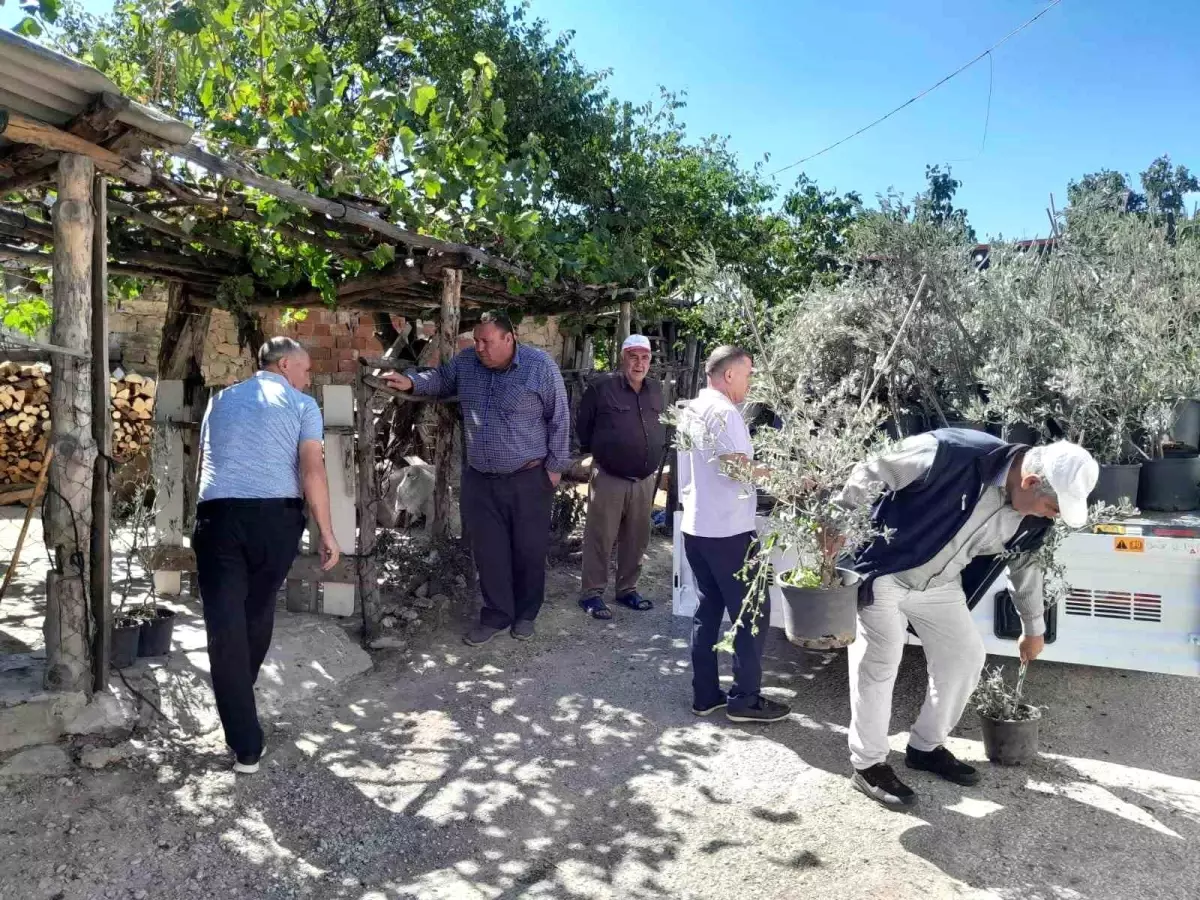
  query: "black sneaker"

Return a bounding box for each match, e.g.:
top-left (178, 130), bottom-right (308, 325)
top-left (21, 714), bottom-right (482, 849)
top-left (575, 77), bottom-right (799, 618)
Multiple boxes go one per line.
top-left (233, 749), bottom-right (262, 775)
top-left (463, 624), bottom-right (505, 647)
top-left (692, 692), bottom-right (728, 717)
top-left (905, 745), bottom-right (981, 786)
top-left (726, 696), bottom-right (791, 724)
top-left (851, 763), bottom-right (917, 809)
top-left (510, 620), bottom-right (536, 641)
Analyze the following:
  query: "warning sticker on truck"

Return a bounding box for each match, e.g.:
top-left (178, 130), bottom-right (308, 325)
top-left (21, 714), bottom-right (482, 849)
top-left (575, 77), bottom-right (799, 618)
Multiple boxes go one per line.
top-left (1114, 537), bottom-right (1145, 553)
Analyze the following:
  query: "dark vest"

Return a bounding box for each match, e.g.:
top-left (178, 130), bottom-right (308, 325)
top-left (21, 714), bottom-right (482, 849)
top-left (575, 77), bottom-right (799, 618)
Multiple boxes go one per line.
top-left (846, 429), bottom-right (1053, 606)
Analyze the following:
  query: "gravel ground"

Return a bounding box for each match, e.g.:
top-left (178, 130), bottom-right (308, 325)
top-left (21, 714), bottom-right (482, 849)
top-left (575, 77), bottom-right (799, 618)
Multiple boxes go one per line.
top-left (2, 536), bottom-right (1199, 900)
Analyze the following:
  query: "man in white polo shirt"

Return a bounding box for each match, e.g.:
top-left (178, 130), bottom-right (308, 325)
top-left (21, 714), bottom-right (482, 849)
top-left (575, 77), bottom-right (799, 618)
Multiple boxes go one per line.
top-left (677, 346), bottom-right (791, 724)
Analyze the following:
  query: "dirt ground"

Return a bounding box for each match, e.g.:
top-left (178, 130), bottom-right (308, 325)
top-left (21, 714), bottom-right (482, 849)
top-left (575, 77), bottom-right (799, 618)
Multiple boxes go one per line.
top-left (2, 535), bottom-right (1199, 900)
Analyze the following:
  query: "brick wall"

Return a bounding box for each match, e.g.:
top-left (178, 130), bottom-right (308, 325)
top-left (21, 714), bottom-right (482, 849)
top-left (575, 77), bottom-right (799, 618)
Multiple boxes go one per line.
top-left (106, 286), bottom-right (567, 386)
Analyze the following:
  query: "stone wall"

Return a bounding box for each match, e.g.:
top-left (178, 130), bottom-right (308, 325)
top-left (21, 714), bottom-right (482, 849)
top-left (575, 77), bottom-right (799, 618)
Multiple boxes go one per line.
top-left (106, 286), bottom-right (567, 386)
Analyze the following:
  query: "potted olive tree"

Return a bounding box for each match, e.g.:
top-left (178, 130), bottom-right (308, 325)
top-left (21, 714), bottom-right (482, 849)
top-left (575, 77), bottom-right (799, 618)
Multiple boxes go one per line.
top-left (677, 254), bottom-right (895, 651)
top-left (751, 385), bottom-right (890, 649)
top-left (973, 498), bottom-right (1136, 764)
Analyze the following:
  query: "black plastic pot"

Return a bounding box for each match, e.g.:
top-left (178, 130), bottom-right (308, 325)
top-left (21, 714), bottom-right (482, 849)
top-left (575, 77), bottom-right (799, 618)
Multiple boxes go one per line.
top-left (882, 413), bottom-right (927, 440)
top-left (1169, 399), bottom-right (1200, 451)
top-left (1089, 463), bottom-right (1142, 507)
top-left (980, 708), bottom-right (1041, 765)
top-left (136, 608), bottom-right (177, 657)
top-left (1138, 455), bottom-right (1200, 512)
top-left (1002, 422), bottom-right (1040, 445)
top-left (777, 570), bottom-right (860, 650)
top-left (111, 617), bottom-right (141, 670)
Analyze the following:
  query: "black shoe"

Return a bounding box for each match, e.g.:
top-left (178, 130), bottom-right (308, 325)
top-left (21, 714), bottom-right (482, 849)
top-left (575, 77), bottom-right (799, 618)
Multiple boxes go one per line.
top-left (851, 763), bottom-right (917, 809)
top-left (726, 696), bottom-right (791, 724)
top-left (510, 620), bottom-right (536, 641)
top-left (905, 745), bottom-right (981, 786)
top-left (233, 749), bottom-right (263, 775)
top-left (692, 692), bottom-right (728, 717)
top-left (463, 624), bottom-right (505, 647)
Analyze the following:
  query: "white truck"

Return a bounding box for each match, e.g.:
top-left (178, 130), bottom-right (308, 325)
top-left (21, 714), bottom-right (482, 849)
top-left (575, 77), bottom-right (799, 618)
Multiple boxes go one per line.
top-left (671, 510), bottom-right (1200, 678)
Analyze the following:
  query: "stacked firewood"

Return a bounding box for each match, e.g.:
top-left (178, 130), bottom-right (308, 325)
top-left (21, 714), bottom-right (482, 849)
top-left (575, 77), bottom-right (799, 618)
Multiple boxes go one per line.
top-left (109, 370), bottom-right (156, 460)
top-left (0, 363), bottom-right (157, 493)
top-left (0, 362), bottom-right (51, 488)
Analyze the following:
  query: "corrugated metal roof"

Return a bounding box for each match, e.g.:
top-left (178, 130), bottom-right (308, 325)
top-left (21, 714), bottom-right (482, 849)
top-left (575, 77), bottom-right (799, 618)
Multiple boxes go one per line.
top-left (0, 28), bottom-right (193, 151)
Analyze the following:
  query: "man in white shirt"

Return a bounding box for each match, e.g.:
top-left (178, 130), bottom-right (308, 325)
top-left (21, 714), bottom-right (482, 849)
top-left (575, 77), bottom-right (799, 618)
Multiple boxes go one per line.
top-left (677, 346), bottom-right (791, 724)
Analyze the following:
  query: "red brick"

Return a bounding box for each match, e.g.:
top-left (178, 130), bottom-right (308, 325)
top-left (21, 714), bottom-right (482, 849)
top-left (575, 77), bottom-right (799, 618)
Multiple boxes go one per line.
top-left (354, 323), bottom-right (376, 338)
top-left (308, 346), bottom-right (332, 360)
top-left (334, 335), bottom-right (353, 349)
top-left (312, 323), bottom-right (332, 337)
top-left (312, 358), bottom-right (336, 374)
top-left (293, 320), bottom-right (315, 336)
top-left (312, 334), bottom-right (336, 349)
top-left (337, 358), bottom-right (358, 373)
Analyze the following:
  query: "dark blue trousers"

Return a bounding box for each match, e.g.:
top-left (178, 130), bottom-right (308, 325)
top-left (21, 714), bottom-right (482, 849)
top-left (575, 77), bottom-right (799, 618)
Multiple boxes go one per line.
top-left (684, 531), bottom-right (766, 710)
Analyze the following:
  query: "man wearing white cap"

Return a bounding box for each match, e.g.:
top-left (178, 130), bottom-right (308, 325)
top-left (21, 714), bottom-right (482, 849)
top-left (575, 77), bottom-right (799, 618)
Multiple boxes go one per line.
top-left (835, 429), bottom-right (1098, 809)
top-left (575, 334), bottom-right (666, 618)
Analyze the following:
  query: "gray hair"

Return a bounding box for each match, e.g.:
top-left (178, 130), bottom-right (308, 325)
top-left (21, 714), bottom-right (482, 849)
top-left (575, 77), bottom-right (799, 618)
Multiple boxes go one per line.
top-left (1020, 446), bottom-right (1058, 499)
top-left (258, 336), bottom-right (306, 369)
top-left (705, 345), bottom-right (752, 379)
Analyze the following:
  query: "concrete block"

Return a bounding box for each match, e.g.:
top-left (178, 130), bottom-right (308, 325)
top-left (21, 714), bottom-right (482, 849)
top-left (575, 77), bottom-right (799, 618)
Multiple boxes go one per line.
top-left (0, 657), bottom-right (87, 753)
top-left (64, 686), bottom-right (137, 738)
top-left (322, 584), bottom-right (355, 617)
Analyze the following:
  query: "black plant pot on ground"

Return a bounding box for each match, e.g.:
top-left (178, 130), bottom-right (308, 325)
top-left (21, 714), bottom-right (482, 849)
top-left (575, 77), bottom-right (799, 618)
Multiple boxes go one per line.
top-left (111, 618), bottom-right (141, 670)
top-left (777, 570), bottom-right (860, 650)
top-left (1089, 463), bottom-right (1142, 508)
top-left (980, 708), bottom-right (1041, 766)
top-left (1138, 455), bottom-right (1200, 512)
top-left (136, 608), bottom-right (177, 657)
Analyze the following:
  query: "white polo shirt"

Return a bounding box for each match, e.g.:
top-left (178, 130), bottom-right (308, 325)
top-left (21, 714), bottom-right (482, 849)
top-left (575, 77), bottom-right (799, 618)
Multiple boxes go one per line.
top-left (677, 388), bottom-right (757, 538)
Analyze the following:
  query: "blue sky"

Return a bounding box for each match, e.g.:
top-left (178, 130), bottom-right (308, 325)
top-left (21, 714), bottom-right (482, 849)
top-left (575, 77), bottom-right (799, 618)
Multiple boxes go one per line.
top-left (6, 1), bottom-right (1198, 239)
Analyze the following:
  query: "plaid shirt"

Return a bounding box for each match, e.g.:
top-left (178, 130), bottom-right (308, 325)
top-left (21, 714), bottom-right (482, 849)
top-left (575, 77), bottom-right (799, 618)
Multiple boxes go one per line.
top-left (407, 344), bottom-right (571, 474)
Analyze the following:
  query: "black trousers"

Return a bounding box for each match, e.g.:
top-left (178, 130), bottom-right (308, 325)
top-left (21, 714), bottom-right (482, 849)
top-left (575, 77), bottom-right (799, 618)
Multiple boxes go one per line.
top-left (461, 465), bottom-right (554, 629)
top-left (684, 531), bottom-right (766, 710)
top-left (193, 498), bottom-right (306, 758)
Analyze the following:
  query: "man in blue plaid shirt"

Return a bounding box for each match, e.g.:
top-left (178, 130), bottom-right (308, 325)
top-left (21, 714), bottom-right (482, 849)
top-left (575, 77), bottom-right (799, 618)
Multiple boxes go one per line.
top-left (385, 311), bottom-right (570, 645)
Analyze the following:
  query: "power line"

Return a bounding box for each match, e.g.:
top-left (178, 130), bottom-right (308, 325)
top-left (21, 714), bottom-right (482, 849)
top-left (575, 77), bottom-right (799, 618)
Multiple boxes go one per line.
top-left (769, 0), bottom-right (1064, 177)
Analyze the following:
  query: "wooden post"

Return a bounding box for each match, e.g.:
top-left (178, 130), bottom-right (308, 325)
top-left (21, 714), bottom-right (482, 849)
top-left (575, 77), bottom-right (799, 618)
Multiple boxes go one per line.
top-left (431, 269), bottom-right (461, 538)
top-left (355, 367), bottom-right (382, 639)
top-left (683, 337), bottom-right (698, 399)
top-left (617, 300), bottom-right (633, 346)
top-left (90, 174), bottom-right (111, 691)
top-left (43, 154), bottom-right (96, 694)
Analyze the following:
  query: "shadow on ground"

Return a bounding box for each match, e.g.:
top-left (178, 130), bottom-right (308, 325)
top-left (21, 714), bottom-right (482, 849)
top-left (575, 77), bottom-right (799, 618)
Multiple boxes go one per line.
top-left (2, 537), bottom-right (1198, 900)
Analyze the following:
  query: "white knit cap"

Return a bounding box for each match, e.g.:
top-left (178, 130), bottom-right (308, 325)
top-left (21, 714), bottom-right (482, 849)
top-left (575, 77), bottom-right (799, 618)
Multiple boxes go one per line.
top-left (622, 334), bottom-right (651, 353)
top-left (1040, 441), bottom-right (1100, 528)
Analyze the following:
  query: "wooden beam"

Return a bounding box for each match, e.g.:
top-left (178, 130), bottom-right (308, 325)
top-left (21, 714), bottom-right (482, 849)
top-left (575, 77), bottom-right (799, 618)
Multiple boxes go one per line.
top-left (90, 174), bottom-right (111, 692)
top-left (0, 109), bottom-right (152, 186)
top-left (0, 206), bottom-right (53, 240)
top-left (107, 199), bottom-right (243, 258)
top-left (431, 268), bottom-right (462, 538)
top-left (172, 143), bottom-right (526, 277)
top-left (618, 300), bottom-right (632, 345)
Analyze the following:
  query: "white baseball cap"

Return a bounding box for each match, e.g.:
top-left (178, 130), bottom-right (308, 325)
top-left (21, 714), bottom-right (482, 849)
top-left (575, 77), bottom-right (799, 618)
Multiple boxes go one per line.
top-left (1040, 441), bottom-right (1100, 528)
top-left (622, 334), bottom-right (651, 353)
